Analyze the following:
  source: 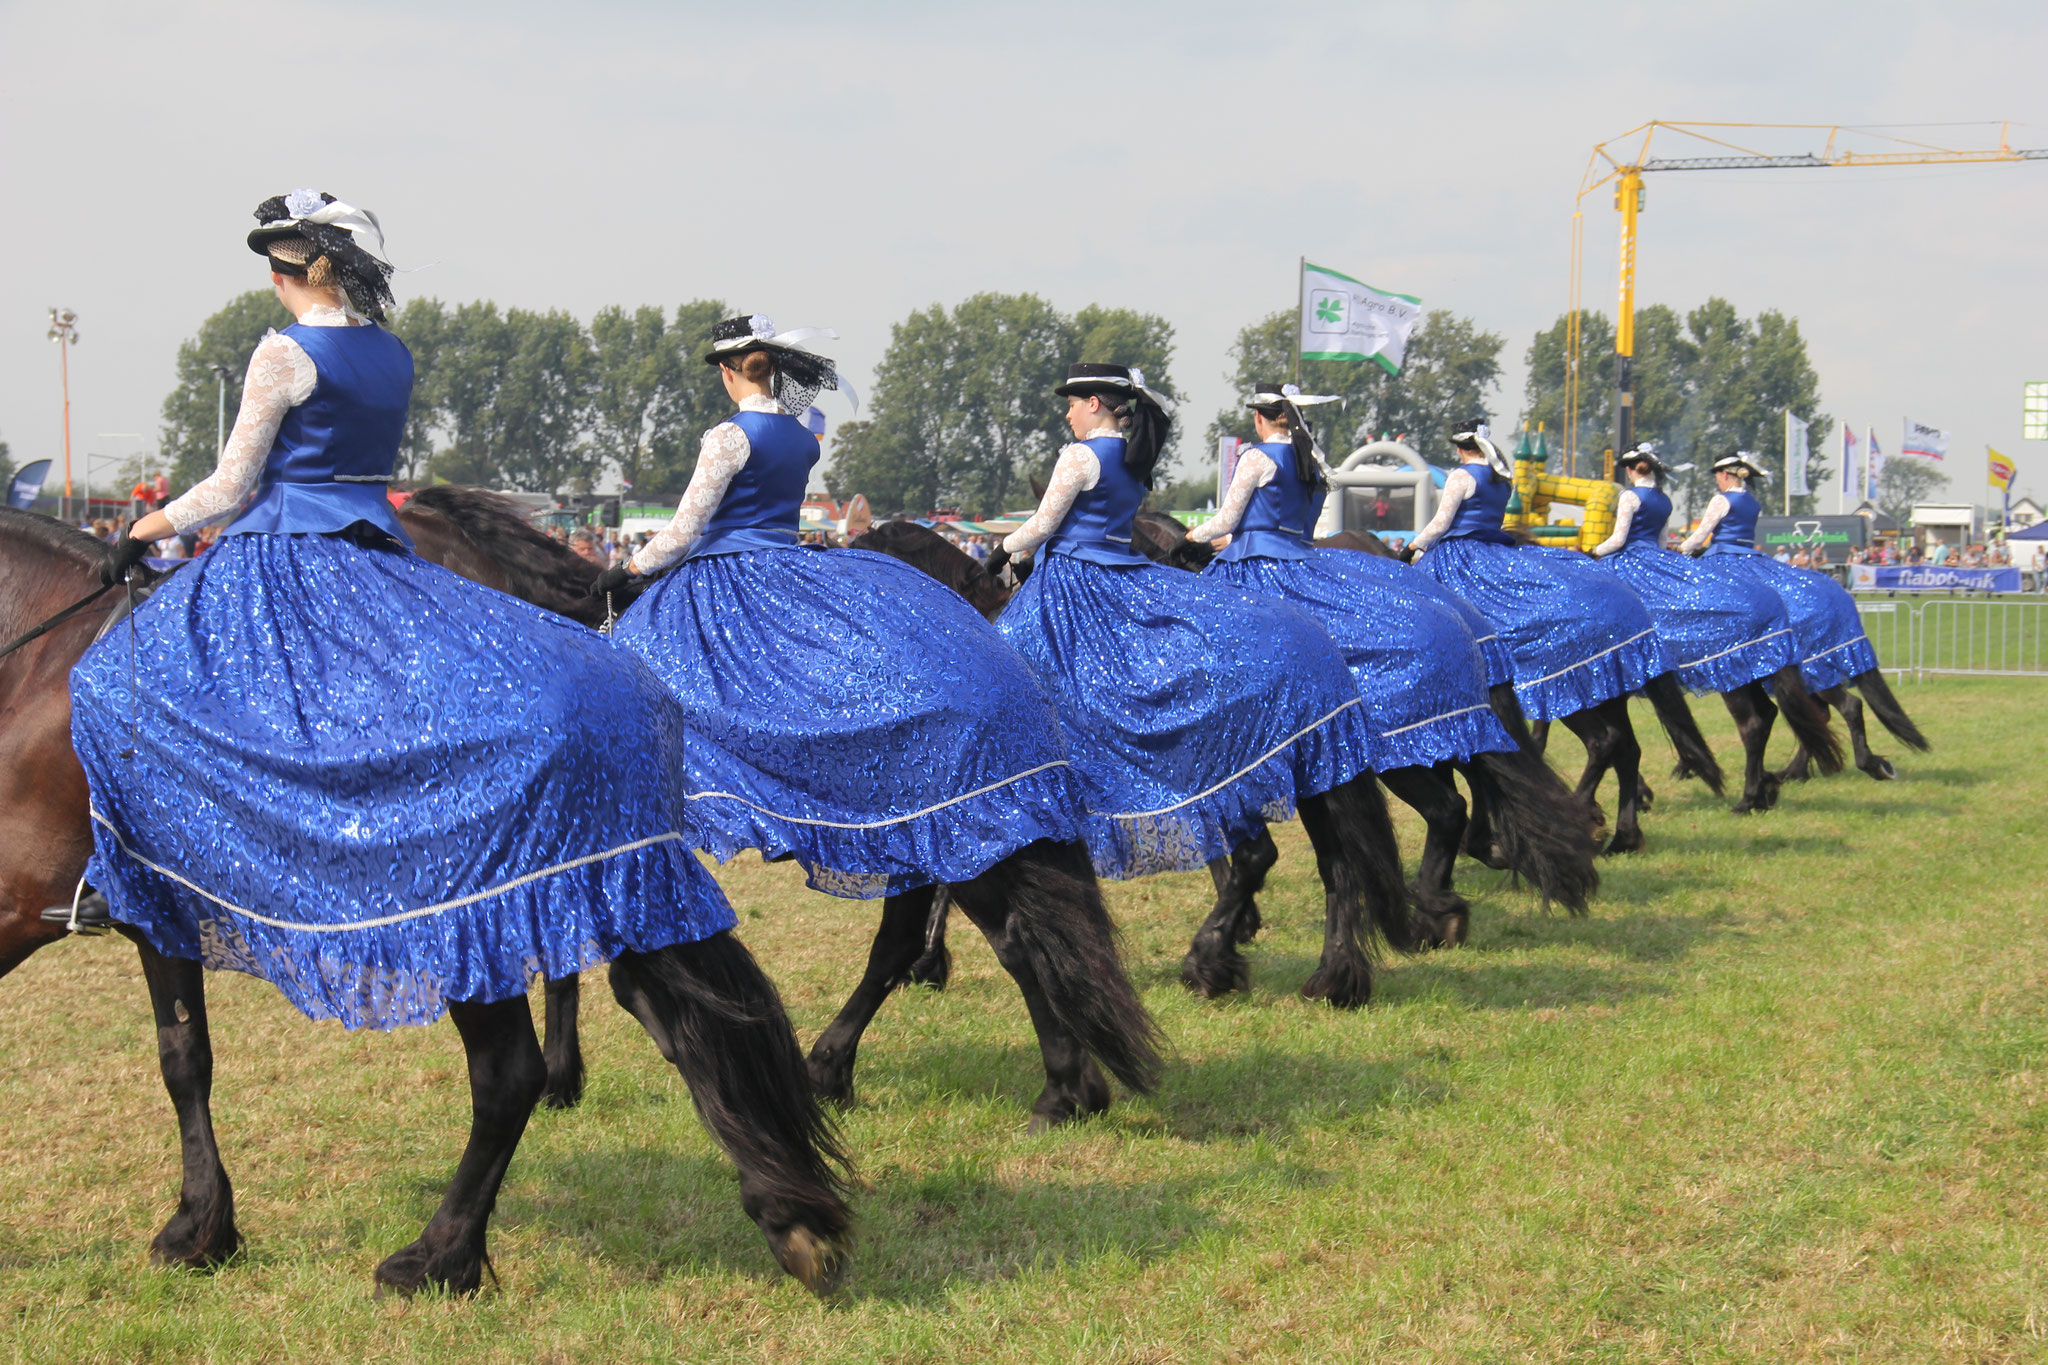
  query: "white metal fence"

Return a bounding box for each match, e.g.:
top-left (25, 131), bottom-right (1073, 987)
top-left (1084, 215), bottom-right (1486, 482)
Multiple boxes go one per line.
top-left (1851, 595), bottom-right (2048, 680)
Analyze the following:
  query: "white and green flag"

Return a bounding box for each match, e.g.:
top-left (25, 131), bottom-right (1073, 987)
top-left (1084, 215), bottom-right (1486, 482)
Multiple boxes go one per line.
top-left (1299, 261), bottom-right (1422, 374)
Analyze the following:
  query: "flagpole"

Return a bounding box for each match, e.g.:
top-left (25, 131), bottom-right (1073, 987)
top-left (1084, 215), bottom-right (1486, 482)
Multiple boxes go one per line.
top-left (1783, 409), bottom-right (1792, 515)
top-left (1293, 256), bottom-right (1304, 386)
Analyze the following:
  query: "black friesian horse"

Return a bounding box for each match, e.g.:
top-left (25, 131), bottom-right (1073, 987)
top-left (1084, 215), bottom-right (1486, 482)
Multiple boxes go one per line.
top-left (0, 507), bottom-right (851, 1296)
top-left (401, 487), bottom-right (1163, 1132)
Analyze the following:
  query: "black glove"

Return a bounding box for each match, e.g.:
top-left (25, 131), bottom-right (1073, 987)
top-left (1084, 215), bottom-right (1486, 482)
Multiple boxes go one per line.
top-left (1398, 542), bottom-right (1420, 565)
top-left (102, 535), bottom-right (151, 586)
top-left (984, 544), bottom-right (1012, 579)
top-left (588, 564), bottom-right (636, 599)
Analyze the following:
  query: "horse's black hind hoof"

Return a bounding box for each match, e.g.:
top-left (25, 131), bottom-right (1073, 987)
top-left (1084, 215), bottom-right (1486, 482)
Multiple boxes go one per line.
top-left (1028, 1062), bottom-right (1113, 1133)
top-left (1414, 909), bottom-right (1470, 950)
top-left (538, 1064), bottom-right (585, 1111)
top-left (1302, 954), bottom-right (1373, 1009)
top-left (905, 943), bottom-right (951, 990)
top-left (763, 1224), bottom-right (849, 1297)
top-left (149, 1214), bottom-right (242, 1271)
top-left (1603, 828), bottom-right (1647, 856)
top-left (373, 1238), bottom-right (486, 1298)
top-left (805, 1054), bottom-right (855, 1107)
top-left (1867, 756), bottom-right (1898, 781)
top-left (1180, 942), bottom-right (1250, 999)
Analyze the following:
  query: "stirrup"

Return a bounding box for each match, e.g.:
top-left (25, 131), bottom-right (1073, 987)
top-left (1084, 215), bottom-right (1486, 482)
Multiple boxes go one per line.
top-left (41, 881), bottom-right (112, 936)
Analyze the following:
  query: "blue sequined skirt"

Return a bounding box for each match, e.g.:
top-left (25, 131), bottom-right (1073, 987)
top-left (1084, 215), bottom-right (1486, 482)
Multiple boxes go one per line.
top-left (1722, 552), bottom-right (1880, 691)
top-left (1416, 538), bottom-right (1671, 720)
top-left (1207, 550), bottom-right (1516, 769)
top-left (1595, 545), bottom-right (1797, 694)
top-left (998, 553), bottom-right (1377, 880)
top-left (69, 533), bottom-right (736, 1031)
top-left (611, 546), bottom-right (1079, 898)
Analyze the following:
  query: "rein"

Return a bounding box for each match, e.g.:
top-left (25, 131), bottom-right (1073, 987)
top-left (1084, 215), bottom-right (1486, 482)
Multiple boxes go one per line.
top-left (0, 581), bottom-right (121, 662)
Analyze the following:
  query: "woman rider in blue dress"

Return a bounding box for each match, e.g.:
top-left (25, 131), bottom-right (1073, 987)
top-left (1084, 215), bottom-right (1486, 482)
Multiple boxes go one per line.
top-left (986, 363), bottom-right (1413, 1006)
top-left (1405, 423), bottom-right (1724, 850)
top-left (1182, 383), bottom-right (1598, 917)
top-left (593, 318), bottom-right (1160, 1130)
top-left (1680, 451), bottom-right (1925, 779)
top-left (66, 194), bottom-right (849, 1294)
top-left (1592, 444), bottom-right (1843, 810)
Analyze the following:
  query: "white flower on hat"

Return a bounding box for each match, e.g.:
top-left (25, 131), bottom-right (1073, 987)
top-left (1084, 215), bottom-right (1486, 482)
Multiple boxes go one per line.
top-left (284, 188), bottom-right (326, 220)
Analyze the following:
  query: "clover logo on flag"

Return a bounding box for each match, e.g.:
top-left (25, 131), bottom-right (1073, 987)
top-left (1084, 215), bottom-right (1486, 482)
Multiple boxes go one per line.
top-left (1308, 289), bottom-right (1347, 333)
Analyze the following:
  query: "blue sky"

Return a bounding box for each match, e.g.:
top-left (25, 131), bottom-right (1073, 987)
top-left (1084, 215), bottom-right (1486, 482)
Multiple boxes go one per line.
top-left (4, 0), bottom-right (2044, 506)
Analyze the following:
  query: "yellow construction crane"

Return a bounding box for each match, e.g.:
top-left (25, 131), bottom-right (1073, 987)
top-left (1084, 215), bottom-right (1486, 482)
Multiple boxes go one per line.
top-left (1565, 121), bottom-right (2048, 475)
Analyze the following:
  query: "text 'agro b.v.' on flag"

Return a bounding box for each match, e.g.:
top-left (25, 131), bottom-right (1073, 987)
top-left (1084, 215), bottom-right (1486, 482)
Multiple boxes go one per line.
top-left (1300, 262), bottom-right (1421, 374)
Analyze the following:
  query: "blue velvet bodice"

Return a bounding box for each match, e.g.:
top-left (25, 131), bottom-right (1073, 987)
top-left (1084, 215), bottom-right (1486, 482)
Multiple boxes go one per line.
top-left (1443, 464), bottom-right (1516, 544)
top-left (690, 408), bottom-right (820, 557)
top-left (1704, 487), bottom-right (1762, 556)
top-left (1044, 437), bottom-right (1150, 566)
top-left (1217, 440), bottom-right (1313, 562)
top-left (224, 323), bottom-right (414, 544)
top-left (1624, 485), bottom-right (1673, 550)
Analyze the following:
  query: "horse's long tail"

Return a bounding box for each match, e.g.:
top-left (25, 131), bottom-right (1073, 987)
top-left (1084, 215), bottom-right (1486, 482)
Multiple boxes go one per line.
top-left (1770, 665), bottom-right (1845, 775)
top-left (1643, 671), bottom-right (1726, 796)
top-left (1466, 748), bottom-right (1601, 915)
top-left (1322, 775), bottom-right (1420, 954)
top-left (978, 840), bottom-right (1164, 1095)
top-left (609, 935), bottom-right (852, 1238)
top-left (1852, 667), bottom-right (1930, 751)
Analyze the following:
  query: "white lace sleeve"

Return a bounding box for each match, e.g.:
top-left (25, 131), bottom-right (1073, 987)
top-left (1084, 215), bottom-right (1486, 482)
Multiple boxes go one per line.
top-left (1409, 467), bottom-right (1476, 555)
top-left (1592, 490), bottom-right (1639, 558)
top-left (1187, 450), bottom-right (1276, 542)
top-left (629, 422), bottom-right (752, 574)
top-left (1680, 493), bottom-right (1731, 554)
top-left (1003, 444), bottom-right (1100, 556)
top-left (160, 333), bottom-right (316, 534)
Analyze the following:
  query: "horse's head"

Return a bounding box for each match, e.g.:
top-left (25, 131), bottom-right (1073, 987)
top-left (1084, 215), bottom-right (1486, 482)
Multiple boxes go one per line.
top-left (1310, 528), bottom-right (1398, 559)
top-left (399, 486), bottom-right (646, 628)
top-left (849, 521), bottom-right (1012, 621)
top-left (1129, 510), bottom-right (1214, 573)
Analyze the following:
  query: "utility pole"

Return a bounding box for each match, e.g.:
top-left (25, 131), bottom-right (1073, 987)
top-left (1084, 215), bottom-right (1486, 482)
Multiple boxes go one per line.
top-left (47, 308), bottom-right (79, 518)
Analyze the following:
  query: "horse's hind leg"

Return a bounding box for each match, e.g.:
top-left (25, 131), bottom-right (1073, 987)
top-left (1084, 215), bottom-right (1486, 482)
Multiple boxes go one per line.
top-left (123, 931), bottom-right (241, 1269)
top-left (1724, 683), bottom-right (1782, 815)
top-left (1837, 685), bottom-right (1895, 780)
top-left (1221, 825), bottom-right (1279, 945)
top-left (610, 935), bottom-right (852, 1295)
top-left (1181, 834), bottom-right (1270, 999)
top-left (539, 974), bottom-right (585, 1110)
top-left (374, 994), bottom-right (545, 1297)
top-left (806, 886), bottom-right (935, 1105)
top-left (1379, 764), bottom-right (1471, 949)
top-left (904, 885), bottom-right (952, 988)
top-left (1565, 702), bottom-right (1644, 854)
top-left (1295, 779), bottom-right (1415, 1008)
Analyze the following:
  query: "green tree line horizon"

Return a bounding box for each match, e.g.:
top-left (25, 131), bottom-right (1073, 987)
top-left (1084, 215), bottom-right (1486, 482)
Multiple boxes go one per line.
top-left (150, 288), bottom-right (1941, 521)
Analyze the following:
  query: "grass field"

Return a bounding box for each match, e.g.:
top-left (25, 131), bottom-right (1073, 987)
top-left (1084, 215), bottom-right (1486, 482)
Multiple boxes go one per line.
top-left (3, 678), bottom-right (2043, 1363)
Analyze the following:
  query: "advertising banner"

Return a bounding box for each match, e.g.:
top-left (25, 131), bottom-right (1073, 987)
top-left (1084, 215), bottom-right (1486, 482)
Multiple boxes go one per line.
top-left (1849, 564), bottom-right (2020, 593)
top-left (1901, 418), bottom-right (1948, 461)
top-left (6, 459), bottom-right (51, 510)
top-left (1784, 411), bottom-right (1810, 498)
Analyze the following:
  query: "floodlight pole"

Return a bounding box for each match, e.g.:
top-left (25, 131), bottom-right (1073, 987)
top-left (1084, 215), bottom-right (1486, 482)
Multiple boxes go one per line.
top-left (47, 308), bottom-right (79, 517)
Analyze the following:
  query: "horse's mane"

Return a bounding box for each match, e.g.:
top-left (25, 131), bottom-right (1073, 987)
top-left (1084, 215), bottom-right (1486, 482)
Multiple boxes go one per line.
top-left (1312, 529), bottom-right (1397, 558)
top-left (1130, 509), bottom-right (1213, 572)
top-left (0, 508), bottom-right (113, 645)
top-left (851, 521), bottom-right (1010, 621)
top-left (400, 486), bottom-right (628, 627)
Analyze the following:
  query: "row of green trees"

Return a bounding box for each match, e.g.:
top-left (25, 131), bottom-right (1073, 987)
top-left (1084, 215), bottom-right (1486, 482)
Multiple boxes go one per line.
top-left (159, 287), bottom-right (1956, 520)
top-left (160, 294), bottom-right (736, 499)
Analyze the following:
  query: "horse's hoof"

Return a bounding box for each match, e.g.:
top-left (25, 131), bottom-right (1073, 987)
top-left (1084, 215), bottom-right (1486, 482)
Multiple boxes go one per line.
top-left (905, 944), bottom-right (951, 990)
top-left (1028, 1065), bottom-right (1113, 1133)
top-left (1414, 909), bottom-right (1470, 950)
top-left (373, 1239), bottom-right (484, 1298)
top-left (538, 1066), bottom-right (585, 1111)
top-left (806, 1055), bottom-right (855, 1108)
top-left (1636, 781), bottom-right (1656, 811)
top-left (149, 1217), bottom-right (241, 1271)
top-left (1867, 756), bottom-right (1898, 781)
top-left (1180, 941), bottom-right (1250, 998)
top-left (1603, 828), bottom-right (1647, 856)
top-left (766, 1224), bottom-right (849, 1298)
top-left (1301, 956), bottom-right (1373, 1009)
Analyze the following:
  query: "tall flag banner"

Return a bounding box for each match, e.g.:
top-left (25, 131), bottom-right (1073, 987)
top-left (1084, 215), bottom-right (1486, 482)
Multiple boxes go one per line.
top-left (1299, 261), bottom-right (1422, 375)
top-left (1784, 410), bottom-right (1811, 502)
top-left (1901, 418), bottom-right (1949, 461)
top-left (1840, 424), bottom-right (1860, 506)
top-left (1988, 447), bottom-right (2017, 516)
top-left (1216, 435), bottom-right (1242, 506)
top-left (6, 459), bottom-right (51, 511)
top-left (1867, 428), bottom-right (1885, 501)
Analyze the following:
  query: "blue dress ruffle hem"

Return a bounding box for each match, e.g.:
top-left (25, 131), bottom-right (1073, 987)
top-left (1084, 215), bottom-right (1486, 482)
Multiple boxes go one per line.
top-left (1729, 554), bottom-right (1881, 691)
top-left (612, 546), bottom-right (1080, 898)
top-left (70, 533), bottom-right (737, 1031)
top-left (1596, 544), bottom-right (1798, 694)
top-left (1208, 550), bottom-right (1517, 769)
top-left (1417, 540), bottom-right (1672, 721)
top-left (998, 554), bottom-right (1378, 880)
